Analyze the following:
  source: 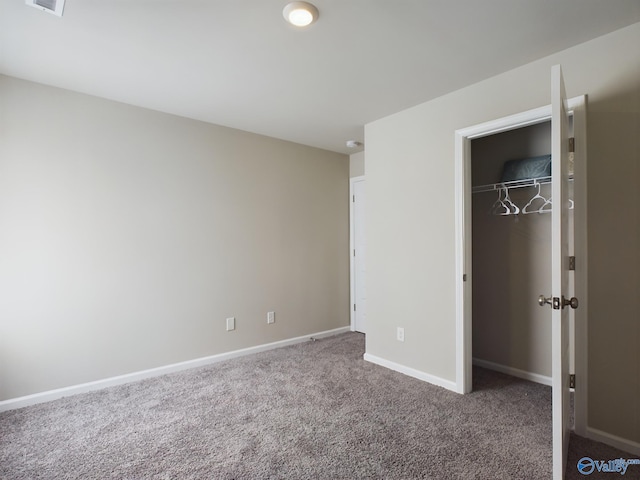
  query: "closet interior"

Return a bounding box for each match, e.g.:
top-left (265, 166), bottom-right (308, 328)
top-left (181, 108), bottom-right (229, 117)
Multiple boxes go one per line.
top-left (470, 119), bottom-right (574, 386)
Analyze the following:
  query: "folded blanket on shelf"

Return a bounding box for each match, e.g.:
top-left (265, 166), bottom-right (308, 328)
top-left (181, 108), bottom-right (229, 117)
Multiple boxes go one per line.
top-left (501, 154), bottom-right (551, 182)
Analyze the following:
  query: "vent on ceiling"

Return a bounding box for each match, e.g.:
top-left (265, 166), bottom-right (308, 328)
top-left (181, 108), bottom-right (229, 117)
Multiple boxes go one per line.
top-left (26, 0), bottom-right (65, 17)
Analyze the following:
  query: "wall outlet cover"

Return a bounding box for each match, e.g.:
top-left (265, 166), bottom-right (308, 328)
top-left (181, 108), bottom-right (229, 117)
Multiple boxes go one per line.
top-left (226, 317), bottom-right (235, 331)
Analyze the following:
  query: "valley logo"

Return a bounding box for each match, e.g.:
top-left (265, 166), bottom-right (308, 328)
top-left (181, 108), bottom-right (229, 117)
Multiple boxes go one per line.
top-left (577, 457), bottom-right (640, 476)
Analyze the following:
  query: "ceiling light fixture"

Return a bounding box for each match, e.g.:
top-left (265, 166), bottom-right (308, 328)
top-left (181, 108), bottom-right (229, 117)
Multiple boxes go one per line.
top-left (283, 2), bottom-right (319, 27)
top-left (346, 140), bottom-right (363, 149)
top-left (26, 0), bottom-right (65, 17)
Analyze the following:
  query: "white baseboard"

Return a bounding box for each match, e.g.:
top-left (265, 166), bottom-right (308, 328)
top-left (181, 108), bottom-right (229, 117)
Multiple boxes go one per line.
top-left (586, 427), bottom-right (640, 456)
top-left (363, 353), bottom-right (457, 392)
top-left (0, 326), bottom-right (350, 412)
top-left (472, 357), bottom-right (552, 387)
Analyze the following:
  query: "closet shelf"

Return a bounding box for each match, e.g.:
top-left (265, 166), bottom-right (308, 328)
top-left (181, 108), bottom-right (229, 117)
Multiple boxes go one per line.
top-left (472, 176), bottom-right (554, 194)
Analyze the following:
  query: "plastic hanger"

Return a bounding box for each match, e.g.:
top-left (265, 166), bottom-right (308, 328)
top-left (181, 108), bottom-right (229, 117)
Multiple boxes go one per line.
top-left (522, 183), bottom-right (548, 214)
top-left (502, 186), bottom-right (520, 215)
top-left (490, 187), bottom-right (510, 216)
top-left (538, 195), bottom-right (552, 214)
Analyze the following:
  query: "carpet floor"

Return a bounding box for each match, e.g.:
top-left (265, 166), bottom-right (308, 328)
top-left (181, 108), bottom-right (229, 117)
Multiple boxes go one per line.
top-left (1, 332), bottom-right (637, 479)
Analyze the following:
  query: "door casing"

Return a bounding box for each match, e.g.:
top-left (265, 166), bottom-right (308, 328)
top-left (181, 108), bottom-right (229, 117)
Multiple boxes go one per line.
top-left (453, 95), bottom-right (588, 440)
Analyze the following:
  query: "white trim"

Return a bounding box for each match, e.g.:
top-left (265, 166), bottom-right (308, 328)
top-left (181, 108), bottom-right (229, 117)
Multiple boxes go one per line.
top-left (473, 357), bottom-right (552, 387)
top-left (454, 131), bottom-right (469, 393)
top-left (349, 175), bottom-right (365, 332)
top-left (586, 427), bottom-right (640, 456)
top-left (454, 104), bottom-right (553, 396)
top-left (363, 353), bottom-right (458, 392)
top-left (0, 326), bottom-right (350, 412)
top-left (456, 105), bottom-right (552, 140)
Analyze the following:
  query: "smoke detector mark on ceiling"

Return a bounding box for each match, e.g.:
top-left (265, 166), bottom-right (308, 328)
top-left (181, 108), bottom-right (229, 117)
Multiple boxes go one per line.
top-left (26, 0), bottom-right (65, 17)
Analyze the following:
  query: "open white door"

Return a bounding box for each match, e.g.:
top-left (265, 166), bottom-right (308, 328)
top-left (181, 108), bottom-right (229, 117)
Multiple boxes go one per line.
top-left (350, 177), bottom-right (367, 333)
top-left (549, 64), bottom-right (573, 479)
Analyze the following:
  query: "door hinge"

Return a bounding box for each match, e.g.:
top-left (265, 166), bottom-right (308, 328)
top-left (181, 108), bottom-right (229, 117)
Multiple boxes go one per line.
top-left (569, 374), bottom-right (576, 389)
top-left (353, 304), bottom-right (356, 312)
top-left (569, 256), bottom-right (576, 271)
top-left (463, 273), bottom-right (467, 282)
top-left (352, 195), bottom-right (355, 202)
top-left (353, 249), bottom-right (356, 257)
top-left (569, 137), bottom-right (575, 153)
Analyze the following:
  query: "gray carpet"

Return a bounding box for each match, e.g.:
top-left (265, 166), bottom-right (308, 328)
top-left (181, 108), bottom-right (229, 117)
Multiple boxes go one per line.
top-left (0, 332), bottom-right (637, 479)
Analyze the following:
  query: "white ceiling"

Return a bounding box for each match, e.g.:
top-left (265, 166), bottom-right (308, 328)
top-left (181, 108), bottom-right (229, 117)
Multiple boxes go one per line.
top-left (1, 1), bottom-right (639, 154)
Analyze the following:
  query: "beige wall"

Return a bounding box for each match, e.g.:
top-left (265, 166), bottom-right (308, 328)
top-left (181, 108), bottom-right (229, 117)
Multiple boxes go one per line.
top-left (350, 151), bottom-right (365, 178)
top-left (0, 75), bottom-right (350, 400)
top-left (365, 23), bottom-right (639, 445)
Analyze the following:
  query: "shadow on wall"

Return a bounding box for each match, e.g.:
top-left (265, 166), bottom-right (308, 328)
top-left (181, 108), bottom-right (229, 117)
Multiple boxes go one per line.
top-left (582, 85), bottom-right (640, 443)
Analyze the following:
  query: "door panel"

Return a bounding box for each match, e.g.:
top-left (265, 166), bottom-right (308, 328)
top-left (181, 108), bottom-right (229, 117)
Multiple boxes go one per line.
top-left (353, 179), bottom-right (366, 333)
top-left (551, 64), bottom-right (571, 480)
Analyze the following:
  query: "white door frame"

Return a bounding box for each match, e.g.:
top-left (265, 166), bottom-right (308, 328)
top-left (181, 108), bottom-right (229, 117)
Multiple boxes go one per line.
top-left (454, 96), bottom-right (588, 436)
top-left (350, 175), bottom-right (365, 332)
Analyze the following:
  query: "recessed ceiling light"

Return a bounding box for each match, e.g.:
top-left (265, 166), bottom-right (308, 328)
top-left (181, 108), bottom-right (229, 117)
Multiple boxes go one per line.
top-left (25, 0), bottom-right (65, 17)
top-left (283, 2), bottom-right (319, 27)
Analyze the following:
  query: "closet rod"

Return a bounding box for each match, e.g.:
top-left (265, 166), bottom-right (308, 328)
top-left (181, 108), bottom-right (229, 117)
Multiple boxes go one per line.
top-left (472, 176), bottom-right (552, 194)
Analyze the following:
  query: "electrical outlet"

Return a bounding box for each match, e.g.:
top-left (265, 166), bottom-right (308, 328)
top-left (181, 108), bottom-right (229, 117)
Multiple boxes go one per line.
top-left (267, 311), bottom-right (275, 324)
top-left (226, 317), bottom-right (235, 331)
top-left (397, 327), bottom-right (405, 342)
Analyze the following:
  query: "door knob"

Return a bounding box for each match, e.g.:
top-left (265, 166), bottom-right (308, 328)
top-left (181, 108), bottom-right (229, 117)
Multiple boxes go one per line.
top-left (539, 294), bottom-right (578, 310)
top-left (539, 295), bottom-right (561, 309)
top-left (538, 295), bottom-right (552, 307)
top-left (562, 296), bottom-right (579, 309)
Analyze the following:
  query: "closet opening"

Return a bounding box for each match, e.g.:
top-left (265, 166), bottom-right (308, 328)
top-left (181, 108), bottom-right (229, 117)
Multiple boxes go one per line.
top-left (470, 119), bottom-right (570, 390)
top-left (455, 88), bottom-right (588, 477)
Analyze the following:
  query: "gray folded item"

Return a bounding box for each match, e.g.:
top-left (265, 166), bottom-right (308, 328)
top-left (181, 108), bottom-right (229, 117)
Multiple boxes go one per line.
top-left (501, 154), bottom-right (551, 182)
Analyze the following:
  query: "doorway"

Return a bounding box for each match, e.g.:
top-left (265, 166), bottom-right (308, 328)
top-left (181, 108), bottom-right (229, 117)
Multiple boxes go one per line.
top-left (454, 95), bottom-right (588, 433)
top-left (470, 121), bottom-right (555, 388)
